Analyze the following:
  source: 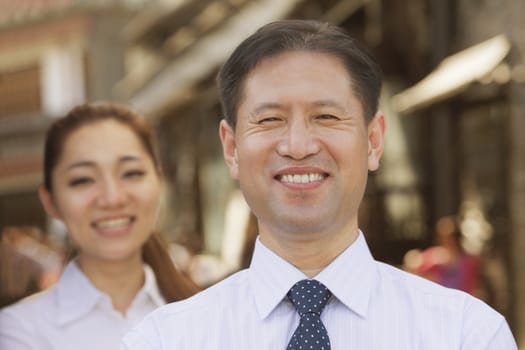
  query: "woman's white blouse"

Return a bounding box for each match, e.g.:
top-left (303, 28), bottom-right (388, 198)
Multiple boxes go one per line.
top-left (0, 260), bottom-right (165, 350)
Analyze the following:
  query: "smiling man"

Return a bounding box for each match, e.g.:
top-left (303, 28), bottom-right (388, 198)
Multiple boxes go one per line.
top-left (121, 20), bottom-right (516, 349)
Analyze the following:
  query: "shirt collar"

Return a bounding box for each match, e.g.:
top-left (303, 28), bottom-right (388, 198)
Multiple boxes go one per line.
top-left (249, 238), bottom-right (306, 320)
top-left (131, 264), bottom-right (166, 309)
top-left (56, 261), bottom-right (165, 326)
top-left (315, 231), bottom-right (376, 318)
top-left (248, 231), bottom-right (376, 320)
top-left (56, 260), bottom-right (103, 326)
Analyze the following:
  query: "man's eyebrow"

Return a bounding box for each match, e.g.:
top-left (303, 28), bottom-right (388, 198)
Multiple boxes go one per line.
top-left (310, 100), bottom-right (346, 111)
top-left (253, 100), bottom-right (346, 112)
top-left (252, 102), bottom-right (286, 115)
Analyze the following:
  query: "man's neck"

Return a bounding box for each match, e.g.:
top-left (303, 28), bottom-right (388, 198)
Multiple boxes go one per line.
top-left (301, 267), bottom-right (325, 279)
top-left (259, 226), bottom-right (359, 277)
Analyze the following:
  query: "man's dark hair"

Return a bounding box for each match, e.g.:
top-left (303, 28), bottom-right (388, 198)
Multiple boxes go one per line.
top-left (217, 19), bottom-right (382, 129)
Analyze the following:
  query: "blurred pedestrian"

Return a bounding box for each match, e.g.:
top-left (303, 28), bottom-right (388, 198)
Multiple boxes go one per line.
top-left (0, 102), bottom-right (199, 350)
top-left (423, 216), bottom-right (479, 294)
top-left (0, 226), bottom-right (64, 307)
top-left (0, 228), bottom-right (44, 307)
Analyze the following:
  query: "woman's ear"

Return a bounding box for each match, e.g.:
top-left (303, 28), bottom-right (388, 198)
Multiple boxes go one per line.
top-left (367, 111), bottom-right (386, 171)
top-left (38, 185), bottom-right (60, 219)
top-left (219, 119), bottom-right (239, 179)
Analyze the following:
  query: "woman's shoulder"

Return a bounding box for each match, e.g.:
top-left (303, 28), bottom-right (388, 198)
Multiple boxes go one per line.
top-left (0, 286), bottom-right (57, 323)
top-left (0, 287), bottom-right (62, 349)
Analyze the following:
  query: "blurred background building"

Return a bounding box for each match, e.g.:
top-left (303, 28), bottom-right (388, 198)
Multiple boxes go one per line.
top-left (0, 0), bottom-right (524, 347)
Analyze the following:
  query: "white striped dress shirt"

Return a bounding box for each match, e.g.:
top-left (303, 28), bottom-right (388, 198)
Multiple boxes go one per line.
top-left (121, 231), bottom-right (517, 349)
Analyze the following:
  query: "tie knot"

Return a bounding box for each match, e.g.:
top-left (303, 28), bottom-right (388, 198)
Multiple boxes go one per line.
top-left (288, 279), bottom-right (331, 316)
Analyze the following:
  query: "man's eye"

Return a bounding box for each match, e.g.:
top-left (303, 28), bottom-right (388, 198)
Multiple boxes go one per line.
top-left (258, 117), bottom-right (282, 124)
top-left (316, 114), bottom-right (340, 120)
top-left (69, 177), bottom-right (93, 187)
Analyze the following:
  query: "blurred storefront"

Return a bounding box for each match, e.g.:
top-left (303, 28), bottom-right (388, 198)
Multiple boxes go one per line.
top-left (1, 0), bottom-right (525, 346)
top-left (0, 0), bottom-right (144, 237)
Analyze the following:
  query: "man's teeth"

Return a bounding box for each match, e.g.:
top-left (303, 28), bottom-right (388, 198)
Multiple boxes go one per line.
top-left (96, 218), bottom-right (131, 229)
top-left (280, 173), bottom-right (324, 183)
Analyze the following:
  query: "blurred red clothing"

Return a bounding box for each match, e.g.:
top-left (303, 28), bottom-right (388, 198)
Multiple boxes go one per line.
top-left (417, 246), bottom-right (480, 295)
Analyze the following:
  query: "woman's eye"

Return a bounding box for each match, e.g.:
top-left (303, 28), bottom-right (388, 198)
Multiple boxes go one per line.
top-left (123, 170), bottom-right (145, 179)
top-left (69, 177), bottom-right (93, 187)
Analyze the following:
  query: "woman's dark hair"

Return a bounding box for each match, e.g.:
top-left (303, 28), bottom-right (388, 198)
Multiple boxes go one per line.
top-left (143, 232), bottom-right (200, 301)
top-left (43, 102), bottom-right (199, 301)
top-left (217, 19), bottom-right (382, 129)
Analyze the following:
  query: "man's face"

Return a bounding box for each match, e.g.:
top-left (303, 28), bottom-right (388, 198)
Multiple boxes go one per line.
top-left (220, 50), bottom-right (384, 245)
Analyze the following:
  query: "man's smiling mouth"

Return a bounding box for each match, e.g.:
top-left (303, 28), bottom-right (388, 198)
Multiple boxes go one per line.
top-left (277, 173), bottom-right (327, 184)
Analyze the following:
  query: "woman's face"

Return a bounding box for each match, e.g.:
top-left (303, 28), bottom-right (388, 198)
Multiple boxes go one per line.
top-left (40, 119), bottom-right (162, 265)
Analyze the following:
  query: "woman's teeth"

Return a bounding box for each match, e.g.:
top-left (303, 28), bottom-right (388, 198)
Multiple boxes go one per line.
top-left (96, 218), bottom-right (131, 229)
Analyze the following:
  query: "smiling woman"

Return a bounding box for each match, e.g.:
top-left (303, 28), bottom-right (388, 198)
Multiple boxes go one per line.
top-left (0, 102), bottom-right (199, 350)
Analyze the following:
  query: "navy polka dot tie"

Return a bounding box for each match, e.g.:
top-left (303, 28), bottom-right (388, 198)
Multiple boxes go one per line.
top-left (287, 279), bottom-right (332, 350)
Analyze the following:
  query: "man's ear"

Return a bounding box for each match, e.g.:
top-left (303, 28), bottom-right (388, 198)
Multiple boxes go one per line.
top-left (219, 119), bottom-right (239, 179)
top-left (367, 111), bottom-right (386, 171)
top-left (38, 185), bottom-right (61, 219)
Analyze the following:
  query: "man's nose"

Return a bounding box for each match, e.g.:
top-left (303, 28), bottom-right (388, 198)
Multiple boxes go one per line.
top-left (276, 117), bottom-right (321, 160)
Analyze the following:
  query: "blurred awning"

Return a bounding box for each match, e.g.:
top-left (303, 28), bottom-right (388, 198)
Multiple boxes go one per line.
top-left (127, 0), bottom-right (305, 119)
top-left (391, 34), bottom-right (511, 114)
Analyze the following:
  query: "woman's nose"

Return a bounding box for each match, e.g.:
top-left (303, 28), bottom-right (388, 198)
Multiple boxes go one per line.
top-left (97, 178), bottom-right (127, 208)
